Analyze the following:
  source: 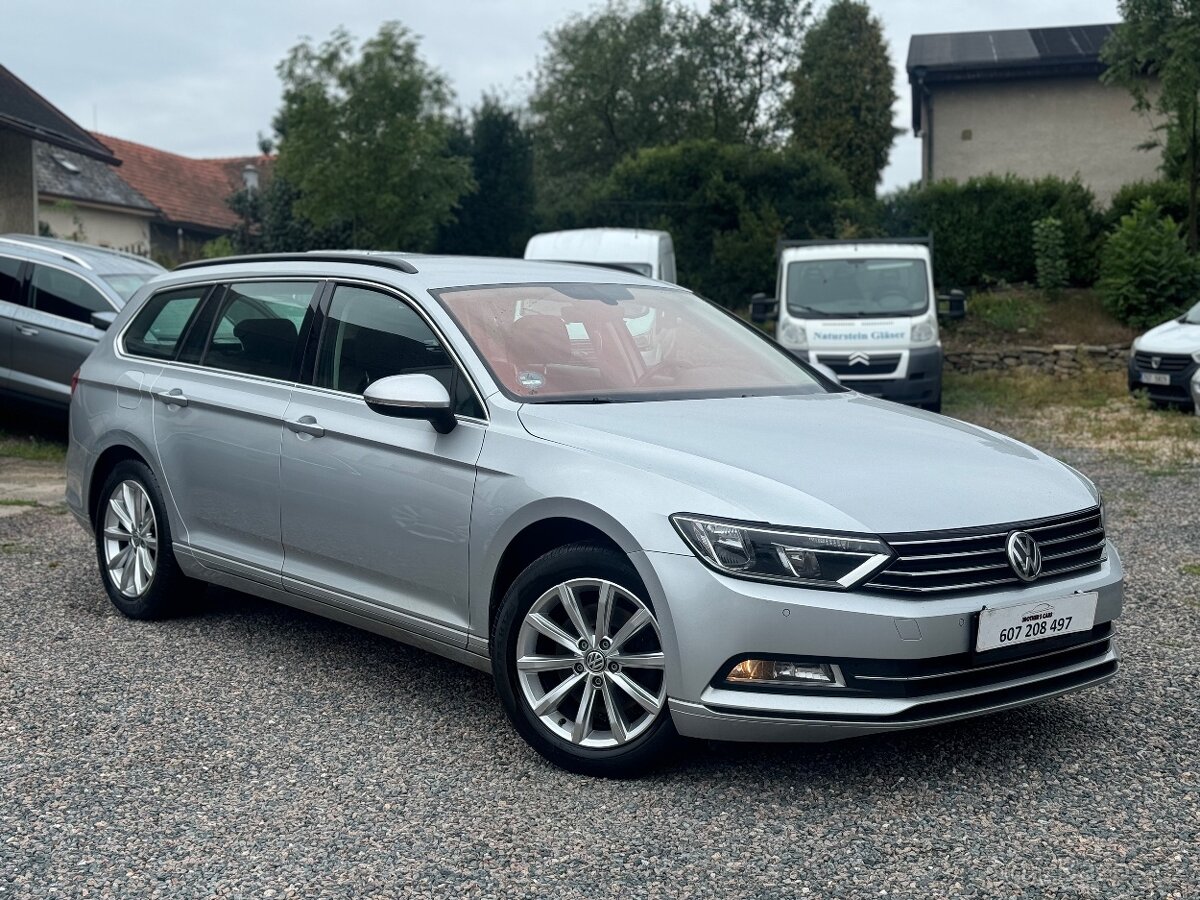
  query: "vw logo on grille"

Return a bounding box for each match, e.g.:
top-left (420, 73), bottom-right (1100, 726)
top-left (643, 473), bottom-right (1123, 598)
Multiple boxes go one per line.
top-left (1005, 531), bottom-right (1043, 582)
top-left (848, 351), bottom-right (871, 366)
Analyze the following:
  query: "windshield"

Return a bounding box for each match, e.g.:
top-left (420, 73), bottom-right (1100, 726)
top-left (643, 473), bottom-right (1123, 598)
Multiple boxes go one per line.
top-left (100, 272), bottom-right (155, 303)
top-left (786, 258), bottom-right (930, 319)
top-left (436, 282), bottom-right (825, 402)
top-left (1185, 301), bottom-right (1200, 324)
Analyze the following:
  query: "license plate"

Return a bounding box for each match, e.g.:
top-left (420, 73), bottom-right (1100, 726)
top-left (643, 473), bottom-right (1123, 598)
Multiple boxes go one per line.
top-left (1140, 371), bottom-right (1171, 386)
top-left (976, 593), bottom-right (1098, 653)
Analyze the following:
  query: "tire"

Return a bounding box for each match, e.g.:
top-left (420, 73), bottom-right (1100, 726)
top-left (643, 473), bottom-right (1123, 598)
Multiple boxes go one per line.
top-left (492, 542), bottom-right (677, 777)
top-left (94, 459), bottom-right (202, 620)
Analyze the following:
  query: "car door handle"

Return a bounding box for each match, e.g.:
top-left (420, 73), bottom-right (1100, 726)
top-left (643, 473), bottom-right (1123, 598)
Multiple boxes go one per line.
top-left (285, 416), bottom-right (325, 438)
top-left (15, 325), bottom-right (38, 337)
top-left (154, 388), bottom-right (189, 407)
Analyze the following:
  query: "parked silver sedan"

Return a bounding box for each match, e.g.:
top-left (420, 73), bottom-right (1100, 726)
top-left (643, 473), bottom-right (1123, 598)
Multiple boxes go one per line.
top-left (66, 253), bottom-right (1123, 776)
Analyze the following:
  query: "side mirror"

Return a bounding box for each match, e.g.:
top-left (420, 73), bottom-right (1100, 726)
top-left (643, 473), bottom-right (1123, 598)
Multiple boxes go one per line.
top-left (938, 289), bottom-right (967, 321)
top-left (748, 292), bottom-right (778, 324)
top-left (91, 310), bottom-right (118, 331)
top-left (363, 374), bottom-right (456, 434)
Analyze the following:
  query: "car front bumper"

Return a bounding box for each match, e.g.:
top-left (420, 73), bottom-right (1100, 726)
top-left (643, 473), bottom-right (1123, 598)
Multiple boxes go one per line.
top-left (1128, 355), bottom-right (1199, 406)
top-left (638, 547), bottom-right (1123, 742)
top-left (795, 345), bottom-right (943, 407)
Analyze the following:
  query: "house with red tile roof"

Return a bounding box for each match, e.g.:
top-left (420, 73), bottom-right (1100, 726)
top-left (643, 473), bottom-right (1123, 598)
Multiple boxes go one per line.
top-left (90, 133), bottom-right (269, 264)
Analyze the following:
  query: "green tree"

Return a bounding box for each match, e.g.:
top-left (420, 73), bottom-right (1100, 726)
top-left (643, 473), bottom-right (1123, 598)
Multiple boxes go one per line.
top-left (588, 140), bottom-right (850, 304)
top-left (1099, 198), bottom-right (1199, 326)
top-left (272, 23), bottom-right (473, 251)
top-left (227, 175), bottom-right (353, 254)
top-left (529, 0), bottom-right (810, 184)
top-left (788, 0), bottom-right (899, 198)
top-left (1103, 0), bottom-right (1200, 251)
top-left (436, 96), bottom-right (536, 257)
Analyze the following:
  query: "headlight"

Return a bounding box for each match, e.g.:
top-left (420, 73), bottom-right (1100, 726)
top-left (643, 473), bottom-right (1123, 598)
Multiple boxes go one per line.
top-left (911, 321), bottom-right (937, 343)
top-left (670, 514), bottom-right (893, 590)
top-left (781, 322), bottom-right (807, 348)
top-left (1191, 351), bottom-right (1200, 363)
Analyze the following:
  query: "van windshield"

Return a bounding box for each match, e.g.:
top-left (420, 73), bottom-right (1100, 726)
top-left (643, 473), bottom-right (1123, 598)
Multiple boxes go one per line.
top-left (436, 282), bottom-right (825, 403)
top-left (1185, 301), bottom-right (1200, 324)
top-left (786, 258), bottom-right (930, 319)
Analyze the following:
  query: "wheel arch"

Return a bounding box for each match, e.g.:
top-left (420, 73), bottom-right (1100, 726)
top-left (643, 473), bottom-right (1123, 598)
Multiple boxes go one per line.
top-left (85, 432), bottom-right (166, 528)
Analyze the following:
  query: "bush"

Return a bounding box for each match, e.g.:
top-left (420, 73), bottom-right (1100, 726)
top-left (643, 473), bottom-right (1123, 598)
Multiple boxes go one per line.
top-left (1033, 217), bottom-right (1068, 297)
top-left (879, 174), bottom-right (1103, 289)
top-left (968, 291), bottom-right (1047, 333)
top-left (587, 140), bottom-right (851, 306)
top-left (1099, 199), bottom-right (1199, 328)
top-left (1106, 180), bottom-right (1189, 230)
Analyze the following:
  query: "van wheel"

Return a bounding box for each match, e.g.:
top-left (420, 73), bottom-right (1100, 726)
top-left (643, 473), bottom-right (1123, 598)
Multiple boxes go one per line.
top-left (492, 543), bottom-right (676, 777)
top-left (95, 460), bottom-right (201, 620)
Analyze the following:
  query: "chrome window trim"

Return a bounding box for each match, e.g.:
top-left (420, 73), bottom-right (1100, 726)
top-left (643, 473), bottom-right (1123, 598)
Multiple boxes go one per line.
top-left (115, 272), bottom-right (490, 423)
top-left (24, 258), bottom-right (121, 319)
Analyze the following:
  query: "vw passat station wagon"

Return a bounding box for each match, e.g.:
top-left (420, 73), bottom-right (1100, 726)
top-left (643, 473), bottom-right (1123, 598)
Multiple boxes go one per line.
top-left (67, 253), bottom-right (1122, 776)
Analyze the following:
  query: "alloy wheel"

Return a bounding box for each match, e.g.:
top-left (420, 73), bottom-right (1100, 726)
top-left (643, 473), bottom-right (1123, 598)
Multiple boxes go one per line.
top-left (102, 480), bottom-right (158, 598)
top-left (515, 578), bottom-right (666, 749)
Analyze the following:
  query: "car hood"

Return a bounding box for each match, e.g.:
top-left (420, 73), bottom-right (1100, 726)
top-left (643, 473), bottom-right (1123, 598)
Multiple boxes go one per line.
top-left (1136, 318), bottom-right (1200, 354)
top-left (517, 393), bottom-right (1097, 535)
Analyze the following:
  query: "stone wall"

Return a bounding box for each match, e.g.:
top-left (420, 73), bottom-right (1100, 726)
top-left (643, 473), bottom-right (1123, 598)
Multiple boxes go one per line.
top-left (945, 344), bottom-right (1131, 377)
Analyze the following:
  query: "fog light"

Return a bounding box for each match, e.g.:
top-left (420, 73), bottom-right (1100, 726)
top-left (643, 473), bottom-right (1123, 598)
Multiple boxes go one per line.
top-left (726, 659), bottom-right (843, 687)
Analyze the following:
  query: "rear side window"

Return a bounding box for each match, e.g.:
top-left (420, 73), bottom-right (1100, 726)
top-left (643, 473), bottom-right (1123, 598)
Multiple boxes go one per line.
top-left (314, 284), bottom-right (483, 418)
top-left (29, 264), bottom-right (112, 324)
top-left (123, 287), bottom-right (207, 360)
top-left (0, 256), bottom-right (22, 305)
top-left (200, 281), bottom-right (316, 381)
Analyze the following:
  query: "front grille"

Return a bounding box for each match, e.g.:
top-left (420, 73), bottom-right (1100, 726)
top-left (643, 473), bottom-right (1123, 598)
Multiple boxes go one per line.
top-left (1133, 351), bottom-right (1192, 373)
top-left (817, 352), bottom-right (901, 377)
top-left (866, 506), bottom-right (1106, 595)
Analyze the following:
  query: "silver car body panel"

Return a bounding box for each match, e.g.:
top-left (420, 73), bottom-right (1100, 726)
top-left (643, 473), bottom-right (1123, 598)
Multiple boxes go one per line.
top-left (67, 255), bottom-right (1123, 743)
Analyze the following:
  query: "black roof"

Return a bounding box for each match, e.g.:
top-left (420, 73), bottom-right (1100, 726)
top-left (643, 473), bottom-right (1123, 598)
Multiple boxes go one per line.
top-left (907, 24), bottom-right (1118, 133)
top-left (0, 64), bottom-right (118, 163)
top-left (35, 142), bottom-right (157, 212)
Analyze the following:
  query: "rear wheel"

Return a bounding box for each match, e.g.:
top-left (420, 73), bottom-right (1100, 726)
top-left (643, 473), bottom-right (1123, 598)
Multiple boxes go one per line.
top-left (95, 460), bottom-right (201, 619)
top-left (492, 543), bottom-right (676, 777)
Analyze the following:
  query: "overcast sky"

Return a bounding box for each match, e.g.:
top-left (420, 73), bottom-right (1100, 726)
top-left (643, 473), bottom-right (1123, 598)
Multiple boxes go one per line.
top-left (6, 0), bottom-right (1120, 192)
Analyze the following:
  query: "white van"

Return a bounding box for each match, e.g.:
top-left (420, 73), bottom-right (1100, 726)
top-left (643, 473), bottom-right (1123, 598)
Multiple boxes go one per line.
top-left (524, 228), bottom-right (677, 283)
top-left (752, 239), bottom-right (951, 412)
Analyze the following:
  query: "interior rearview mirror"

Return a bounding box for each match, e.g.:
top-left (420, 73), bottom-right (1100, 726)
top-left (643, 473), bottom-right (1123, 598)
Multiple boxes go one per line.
top-left (363, 374), bottom-right (456, 434)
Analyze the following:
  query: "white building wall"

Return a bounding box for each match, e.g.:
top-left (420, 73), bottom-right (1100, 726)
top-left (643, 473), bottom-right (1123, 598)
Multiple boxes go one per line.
top-left (38, 200), bottom-right (152, 256)
top-left (925, 76), bottom-right (1163, 205)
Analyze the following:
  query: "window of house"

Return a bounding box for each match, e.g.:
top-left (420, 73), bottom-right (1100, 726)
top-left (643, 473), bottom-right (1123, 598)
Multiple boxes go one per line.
top-left (315, 284), bottom-right (483, 418)
top-left (123, 287), bottom-right (207, 360)
top-left (199, 281), bottom-right (316, 381)
top-left (0, 256), bottom-right (22, 306)
top-left (29, 265), bottom-right (112, 324)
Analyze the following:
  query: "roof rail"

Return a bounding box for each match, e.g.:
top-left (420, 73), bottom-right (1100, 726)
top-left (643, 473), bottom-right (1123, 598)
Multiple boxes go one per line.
top-left (0, 236), bottom-right (93, 269)
top-left (173, 252), bottom-right (419, 275)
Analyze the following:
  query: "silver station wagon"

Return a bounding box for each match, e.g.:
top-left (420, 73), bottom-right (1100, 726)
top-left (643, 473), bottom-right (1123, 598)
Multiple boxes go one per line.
top-left (66, 252), bottom-right (1123, 776)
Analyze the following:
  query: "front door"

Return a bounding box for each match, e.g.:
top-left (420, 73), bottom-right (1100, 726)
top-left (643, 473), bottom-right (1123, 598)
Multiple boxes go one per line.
top-left (279, 283), bottom-right (486, 637)
top-left (151, 279), bottom-right (318, 584)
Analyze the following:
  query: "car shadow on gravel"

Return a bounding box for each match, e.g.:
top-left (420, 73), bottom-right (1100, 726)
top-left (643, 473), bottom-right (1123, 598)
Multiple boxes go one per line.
top-left (190, 582), bottom-right (1113, 787)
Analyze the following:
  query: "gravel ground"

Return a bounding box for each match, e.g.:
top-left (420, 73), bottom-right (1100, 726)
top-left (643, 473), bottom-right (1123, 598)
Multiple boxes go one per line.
top-left (0, 456), bottom-right (1197, 899)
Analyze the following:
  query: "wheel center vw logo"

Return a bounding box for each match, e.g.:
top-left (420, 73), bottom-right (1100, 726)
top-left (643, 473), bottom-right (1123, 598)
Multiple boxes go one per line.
top-left (584, 649), bottom-right (606, 672)
top-left (1005, 531), bottom-right (1042, 582)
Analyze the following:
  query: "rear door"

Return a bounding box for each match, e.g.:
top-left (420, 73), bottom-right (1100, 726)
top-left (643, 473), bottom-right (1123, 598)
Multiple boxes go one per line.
top-left (10, 262), bottom-right (116, 405)
top-left (151, 279), bottom-right (319, 584)
top-left (278, 282), bottom-right (486, 636)
top-left (0, 255), bottom-right (26, 392)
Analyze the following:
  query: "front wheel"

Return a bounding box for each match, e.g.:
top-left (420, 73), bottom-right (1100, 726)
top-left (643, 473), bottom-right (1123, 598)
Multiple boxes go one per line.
top-left (492, 543), bottom-right (676, 777)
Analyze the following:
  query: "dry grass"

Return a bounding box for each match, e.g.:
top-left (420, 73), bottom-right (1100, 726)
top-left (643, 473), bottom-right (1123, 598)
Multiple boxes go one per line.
top-left (945, 369), bottom-right (1200, 473)
top-left (944, 289), bottom-right (1137, 350)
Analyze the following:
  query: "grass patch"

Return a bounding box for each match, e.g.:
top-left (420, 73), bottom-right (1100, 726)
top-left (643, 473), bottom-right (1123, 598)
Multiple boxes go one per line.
top-left (1181, 563), bottom-right (1200, 577)
top-left (0, 430), bottom-right (67, 463)
top-left (945, 288), bottom-right (1137, 350)
top-left (945, 369), bottom-right (1200, 471)
top-left (0, 498), bottom-right (39, 508)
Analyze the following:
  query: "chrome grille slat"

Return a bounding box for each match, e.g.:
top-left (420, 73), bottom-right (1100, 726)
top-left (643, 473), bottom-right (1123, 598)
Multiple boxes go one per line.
top-left (867, 506), bottom-right (1105, 596)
